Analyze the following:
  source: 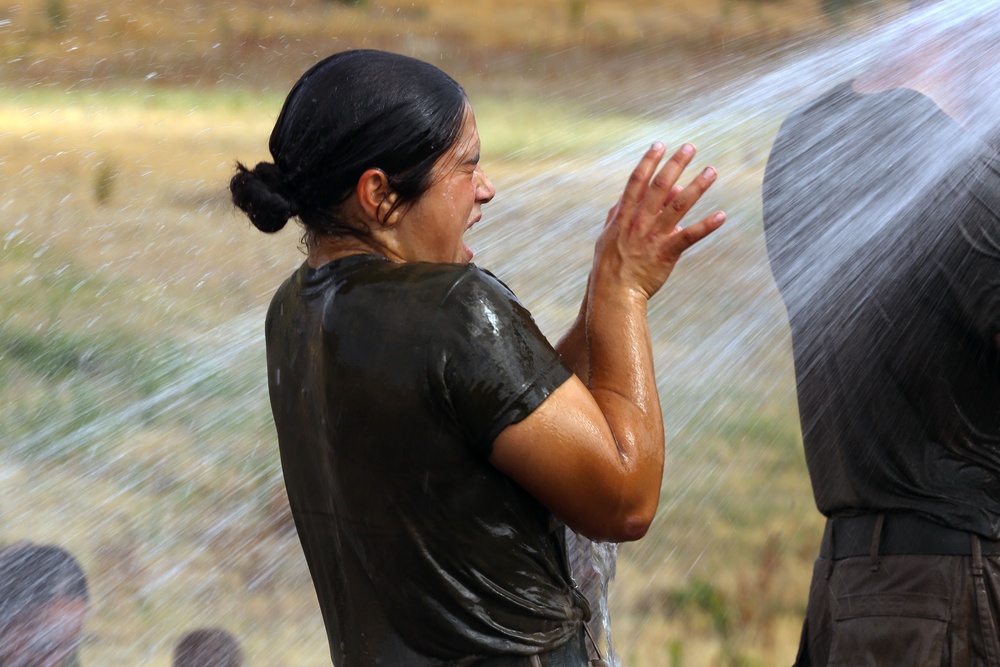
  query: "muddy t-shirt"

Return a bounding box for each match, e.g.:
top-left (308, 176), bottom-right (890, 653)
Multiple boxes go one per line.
top-left (264, 255), bottom-right (586, 665)
top-left (762, 82), bottom-right (1000, 537)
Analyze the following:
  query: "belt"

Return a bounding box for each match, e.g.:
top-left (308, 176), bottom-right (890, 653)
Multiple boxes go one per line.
top-left (822, 513), bottom-right (1000, 560)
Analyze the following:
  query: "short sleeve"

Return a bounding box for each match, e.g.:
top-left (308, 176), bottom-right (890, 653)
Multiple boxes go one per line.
top-left (948, 154), bottom-right (1000, 342)
top-left (426, 266), bottom-right (573, 460)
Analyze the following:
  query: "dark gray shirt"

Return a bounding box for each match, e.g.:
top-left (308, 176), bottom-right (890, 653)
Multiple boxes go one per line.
top-left (265, 255), bottom-right (586, 665)
top-left (763, 82), bottom-right (1000, 537)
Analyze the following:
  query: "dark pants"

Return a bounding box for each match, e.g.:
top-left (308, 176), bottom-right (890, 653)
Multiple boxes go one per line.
top-left (794, 514), bottom-right (1000, 666)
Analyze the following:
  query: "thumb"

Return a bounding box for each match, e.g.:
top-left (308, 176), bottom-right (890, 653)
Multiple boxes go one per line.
top-left (604, 196), bottom-right (622, 228)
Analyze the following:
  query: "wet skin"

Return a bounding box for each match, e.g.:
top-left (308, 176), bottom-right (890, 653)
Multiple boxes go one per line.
top-left (308, 103), bottom-right (496, 269)
top-left (389, 104), bottom-right (496, 264)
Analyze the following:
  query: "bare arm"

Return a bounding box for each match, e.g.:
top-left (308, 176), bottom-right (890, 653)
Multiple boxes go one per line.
top-left (554, 190), bottom-right (676, 382)
top-left (491, 143), bottom-right (724, 542)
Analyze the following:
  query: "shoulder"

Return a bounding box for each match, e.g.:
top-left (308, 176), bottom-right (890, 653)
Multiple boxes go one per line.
top-left (775, 82), bottom-right (943, 143)
top-left (966, 152), bottom-right (1000, 205)
top-left (351, 262), bottom-right (522, 319)
top-left (264, 259), bottom-right (528, 332)
top-left (438, 264), bottom-right (520, 309)
top-left (267, 257), bottom-right (483, 305)
top-left (266, 261), bottom-right (309, 327)
top-left (773, 81), bottom-right (858, 139)
top-left (358, 261), bottom-right (509, 303)
top-left (926, 147), bottom-right (1000, 225)
top-left (425, 264), bottom-right (553, 359)
top-left (430, 265), bottom-right (537, 336)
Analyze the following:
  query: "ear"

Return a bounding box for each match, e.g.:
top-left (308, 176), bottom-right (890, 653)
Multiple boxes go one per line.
top-left (356, 169), bottom-right (400, 227)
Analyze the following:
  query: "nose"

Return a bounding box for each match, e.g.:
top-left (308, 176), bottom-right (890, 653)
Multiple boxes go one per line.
top-left (476, 167), bottom-right (495, 204)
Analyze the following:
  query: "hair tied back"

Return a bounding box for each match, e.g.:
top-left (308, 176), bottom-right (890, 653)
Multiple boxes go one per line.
top-left (230, 161), bottom-right (300, 234)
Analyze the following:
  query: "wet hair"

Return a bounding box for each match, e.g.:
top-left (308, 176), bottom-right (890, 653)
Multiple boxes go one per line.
top-left (173, 628), bottom-right (243, 667)
top-left (230, 49), bottom-right (468, 239)
top-left (0, 543), bottom-right (88, 633)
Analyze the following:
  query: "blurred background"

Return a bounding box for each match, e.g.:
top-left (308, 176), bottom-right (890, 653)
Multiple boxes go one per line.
top-left (0, 0), bottom-right (910, 665)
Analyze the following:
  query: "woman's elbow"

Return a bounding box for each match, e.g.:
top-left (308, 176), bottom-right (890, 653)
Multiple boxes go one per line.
top-left (577, 505), bottom-right (655, 543)
top-left (615, 509), bottom-right (655, 542)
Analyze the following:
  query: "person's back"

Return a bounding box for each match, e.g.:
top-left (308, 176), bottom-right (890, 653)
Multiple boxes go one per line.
top-left (266, 256), bottom-right (587, 665)
top-left (762, 3), bottom-right (1000, 664)
top-left (763, 81), bottom-right (1000, 532)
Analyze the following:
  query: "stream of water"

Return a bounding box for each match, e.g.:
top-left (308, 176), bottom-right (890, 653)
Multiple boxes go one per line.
top-left (2, 1), bottom-right (998, 664)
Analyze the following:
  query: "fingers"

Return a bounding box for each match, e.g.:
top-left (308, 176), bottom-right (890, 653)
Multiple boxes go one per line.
top-left (617, 142), bottom-right (668, 224)
top-left (662, 184), bottom-right (683, 210)
top-left (641, 143), bottom-right (696, 218)
top-left (658, 166), bottom-right (718, 226)
top-left (662, 210), bottom-right (726, 256)
top-left (612, 142), bottom-right (718, 244)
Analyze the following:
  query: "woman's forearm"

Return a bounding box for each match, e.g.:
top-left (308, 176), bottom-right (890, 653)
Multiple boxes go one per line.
top-left (583, 272), bottom-right (664, 538)
top-left (490, 144), bottom-right (722, 542)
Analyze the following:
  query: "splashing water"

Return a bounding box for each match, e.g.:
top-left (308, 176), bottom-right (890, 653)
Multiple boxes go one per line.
top-left (472, 2), bottom-right (1000, 662)
top-left (2, 1), bottom-right (999, 664)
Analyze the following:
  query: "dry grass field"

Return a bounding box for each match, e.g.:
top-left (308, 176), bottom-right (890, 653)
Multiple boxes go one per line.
top-left (0, 1), bottom-right (909, 665)
top-left (0, 88), bottom-right (817, 665)
top-left (0, 0), bottom-right (900, 92)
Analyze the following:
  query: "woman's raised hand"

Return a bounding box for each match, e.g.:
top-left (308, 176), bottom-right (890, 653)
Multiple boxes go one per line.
top-left (594, 142), bottom-right (725, 301)
top-left (493, 144), bottom-right (723, 542)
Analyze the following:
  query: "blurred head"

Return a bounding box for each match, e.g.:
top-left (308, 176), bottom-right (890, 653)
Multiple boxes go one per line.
top-left (0, 543), bottom-right (89, 667)
top-left (908, 3), bottom-right (1000, 134)
top-left (173, 628), bottom-right (243, 667)
top-left (230, 49), bottom-right (493, 261)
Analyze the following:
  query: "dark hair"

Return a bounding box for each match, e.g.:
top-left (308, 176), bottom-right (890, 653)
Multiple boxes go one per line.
top-left (173, 628), bottom-right (243, 667)
top-left (0, 543), bottom-right (88, 633)
top-left (230, 49), bottom-right (468, 238)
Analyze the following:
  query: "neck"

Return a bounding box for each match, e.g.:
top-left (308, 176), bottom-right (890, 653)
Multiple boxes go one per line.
top-left (307, 234), bottom-right (405, 268)
top-left (853, 29), bottom-right (970, 123)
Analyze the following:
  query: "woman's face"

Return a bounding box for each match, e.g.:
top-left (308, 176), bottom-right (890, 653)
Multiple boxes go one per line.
top-left (394, 103), bottom-right (495, 264)
top-left (0, 598), bottom-right (87, 667)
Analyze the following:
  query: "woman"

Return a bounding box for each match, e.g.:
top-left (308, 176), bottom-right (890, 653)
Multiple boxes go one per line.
top-left (0, 542), bottom-right (89, 667)
top-left (231, 49), bottom-right (724, 666)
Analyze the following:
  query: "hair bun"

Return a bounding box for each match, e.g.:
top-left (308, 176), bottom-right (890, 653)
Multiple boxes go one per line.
top-left (230, 161), bottom-right (299, 233)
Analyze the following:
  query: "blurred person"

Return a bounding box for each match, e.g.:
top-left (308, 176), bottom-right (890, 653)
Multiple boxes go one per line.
top-left (172, 628), bottom-right (243, 667)
top-left (0, 542), bottom-right (89, 667)
top-left (230, 49), bottom-right (725, 666)
top-left (762, 1), bottom-right (1000, 664)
